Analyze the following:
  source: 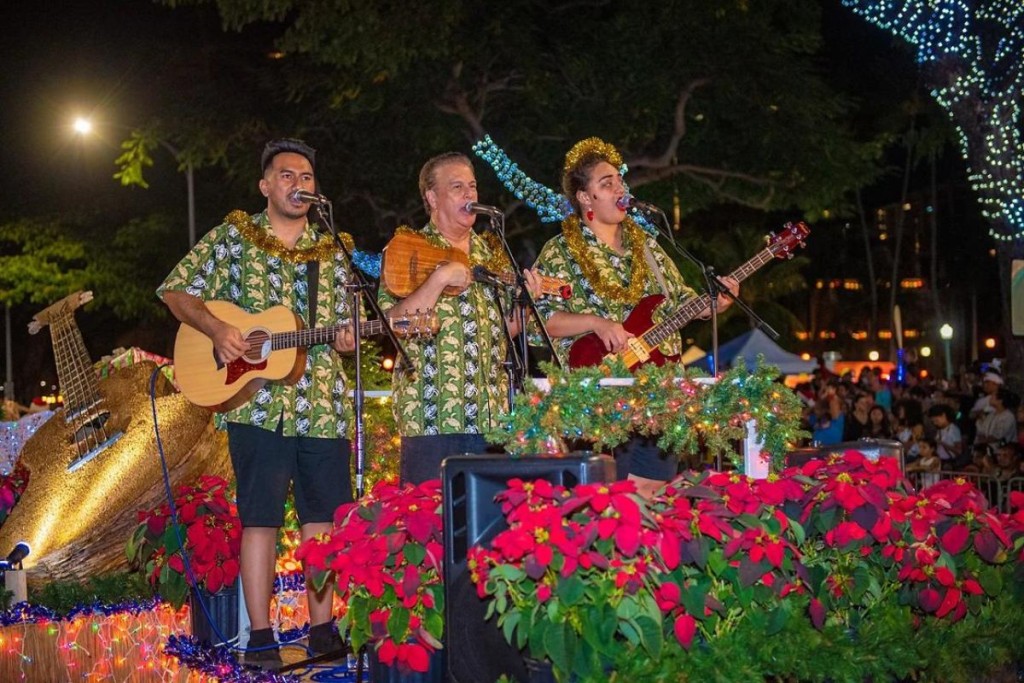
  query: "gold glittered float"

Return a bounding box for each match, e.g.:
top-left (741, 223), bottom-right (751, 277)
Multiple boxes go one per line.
top-left (0, 292), bottom-right (229, 583)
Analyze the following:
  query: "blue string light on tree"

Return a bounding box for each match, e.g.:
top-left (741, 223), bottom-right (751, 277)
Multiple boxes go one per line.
top-left (841, 0), bottom-right (1024, 242)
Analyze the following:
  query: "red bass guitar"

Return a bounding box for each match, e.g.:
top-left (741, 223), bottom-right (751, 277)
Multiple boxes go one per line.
top-left (567, 221), bottom-right (810, 370)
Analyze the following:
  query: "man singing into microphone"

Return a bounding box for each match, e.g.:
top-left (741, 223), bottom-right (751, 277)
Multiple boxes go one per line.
top-left (379, 151), bottom-right (542, 483)
top-left (157, 138), bottom-right (353, 669)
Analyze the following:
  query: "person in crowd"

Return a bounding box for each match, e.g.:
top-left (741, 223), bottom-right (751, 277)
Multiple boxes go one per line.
top-left (975, 387), bottom-right (1019, 448)
top-left (530, 137), bottom-right (738, 497)
top-left (928, 403), bottom-right (963, 469)
top-left (809, 382), bottom-right (845, 446)
top-left (893, 398), bottom-right (925, 462)
top-left (159, 138), bottom-right (353, 669)
top-left (843, 391), bottom-right (874, 441)
top-left (378, 152), bottom-right (542, 485)
top-left (905, 437), bottom-right (941, 488)
top-left (866, 404), bottom-right (893, 439)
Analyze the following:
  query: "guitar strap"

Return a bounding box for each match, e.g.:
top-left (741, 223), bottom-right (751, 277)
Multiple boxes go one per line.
top-left (642, 243), bottom-right (671, 299)
top-left (306, 259), bottom-right (319, 328)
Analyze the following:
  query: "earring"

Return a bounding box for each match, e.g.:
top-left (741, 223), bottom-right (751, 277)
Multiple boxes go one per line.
top-left (585, 208), bottom-right (594, 222)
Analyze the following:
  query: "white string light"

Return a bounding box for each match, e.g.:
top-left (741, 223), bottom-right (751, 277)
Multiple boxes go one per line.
top-left (842, 0), bottom-right (1024, 241)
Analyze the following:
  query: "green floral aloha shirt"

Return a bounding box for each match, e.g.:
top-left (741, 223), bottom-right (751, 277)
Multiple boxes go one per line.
top-left (533, 225), bottom-right (697, 365)
top-left (157, 211), bottom-right (353, 438)
top-left (378, 223), bottom-right (512, 437)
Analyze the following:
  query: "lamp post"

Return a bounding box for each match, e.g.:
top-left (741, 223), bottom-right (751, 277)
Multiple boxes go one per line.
top-left (72, 118), bottom-right (196, 246)
top-left (939, 324), bottom-right (954, 380)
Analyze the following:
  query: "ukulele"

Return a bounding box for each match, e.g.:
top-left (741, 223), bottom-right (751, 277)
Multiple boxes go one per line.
top-left (174, 300), bottom-right (438, 411)
top-left (568, 222), bottom-right (810, 370)
top-left (381, 230), bottom-right (572, 299)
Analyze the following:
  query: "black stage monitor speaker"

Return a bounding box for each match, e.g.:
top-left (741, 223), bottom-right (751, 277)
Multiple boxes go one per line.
top-left (442, 452), bottom-right (615, 683)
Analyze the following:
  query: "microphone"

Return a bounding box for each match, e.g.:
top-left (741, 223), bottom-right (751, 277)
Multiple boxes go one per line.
top-left (0, 542), bottom-right (29, 570)
top-left (617, 195), bottom-right (664, 214)
top-left (288, 188), bottom-right (329, 205)
top-left (463, 202), bottom-right (504, 218)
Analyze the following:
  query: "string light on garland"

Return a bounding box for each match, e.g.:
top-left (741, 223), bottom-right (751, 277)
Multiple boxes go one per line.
top-left (488, 357), bottom-right (806, 470)
top-left (840, 0), bottom-right (1024, 241)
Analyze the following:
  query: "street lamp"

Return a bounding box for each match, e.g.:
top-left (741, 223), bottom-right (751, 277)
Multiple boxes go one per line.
top-left (72, 118), bottom-right (196, 246)
top-left (939, 324), bottom-right (954, 380)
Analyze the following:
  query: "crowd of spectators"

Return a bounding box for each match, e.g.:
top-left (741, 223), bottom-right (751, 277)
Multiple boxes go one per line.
top-left (798, 363), bottom-right (1024, 502)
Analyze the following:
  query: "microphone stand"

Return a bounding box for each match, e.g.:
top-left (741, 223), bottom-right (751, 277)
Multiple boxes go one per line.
top-left (632, 204), bottom-right (778, 377)
top-left (314, 200), bottom-right (411, 499)
top-left (484, 212), bottom-right (563, 412)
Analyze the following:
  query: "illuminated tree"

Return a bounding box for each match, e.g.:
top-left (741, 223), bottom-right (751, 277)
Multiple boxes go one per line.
top-left (841, 0), bottom-right (1024, 375)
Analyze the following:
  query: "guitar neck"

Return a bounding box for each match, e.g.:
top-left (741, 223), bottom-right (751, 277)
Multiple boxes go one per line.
top-left (494, 270), bottom-right (566, 297)
top-left (642, 246), bottom-right (776, 347)
top-left (270, 320), bottom-right (386, 350)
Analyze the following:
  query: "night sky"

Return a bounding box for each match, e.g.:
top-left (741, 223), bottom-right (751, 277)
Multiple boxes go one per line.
top-left (0, 0), bottom-right (1004, 398)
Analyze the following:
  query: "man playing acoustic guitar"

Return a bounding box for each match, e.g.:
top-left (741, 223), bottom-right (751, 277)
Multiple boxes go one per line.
top-left (158, 138), bottom-right (352, 669)
top-left (533, 138), bottom-right (739, 498)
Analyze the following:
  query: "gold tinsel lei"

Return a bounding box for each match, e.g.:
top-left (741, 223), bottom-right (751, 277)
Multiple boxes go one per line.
top-left (561, 214), bottom-right (651, 306)
top-left (228, 209), bottom-right (354, 262)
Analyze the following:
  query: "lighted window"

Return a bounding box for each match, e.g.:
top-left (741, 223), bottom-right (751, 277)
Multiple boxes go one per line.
top-left (795, 331), bottom-right (810, 341)
top-left (900, 278), bottom-right (924, 289)
top-left (878, 330), bottom-right (893, 340)
top-left (850, 331), bottom-right (868, 340)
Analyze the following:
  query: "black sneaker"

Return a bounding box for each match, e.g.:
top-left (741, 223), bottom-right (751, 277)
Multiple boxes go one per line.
top-left (245, 628), bottom-right (283, 671)
top-left (308, 621), bottom-right (347, 660)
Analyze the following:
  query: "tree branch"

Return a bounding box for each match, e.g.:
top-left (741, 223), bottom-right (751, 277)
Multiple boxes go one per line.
top-left (628, 78), bottom-right (711, 169)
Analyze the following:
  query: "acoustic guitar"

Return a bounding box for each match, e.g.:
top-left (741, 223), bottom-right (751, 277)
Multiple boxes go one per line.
top-left (568, 222), bottom-right (810, 370)
top-left (174, 300), bottom-right (438, 412)
top-left (381, 230), bottom-right (572, 299)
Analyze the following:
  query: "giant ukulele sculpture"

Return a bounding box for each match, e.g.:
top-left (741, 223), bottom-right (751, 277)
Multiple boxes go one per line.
top-left (28, 291), bottom-right (126, 471)
top-left (0, 291), bottom-right (228, 580)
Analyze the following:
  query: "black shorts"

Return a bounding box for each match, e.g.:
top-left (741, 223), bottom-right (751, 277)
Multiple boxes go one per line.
top-left (227, 421), bottom-right (352, 527)
top-left (613, 434), bottom-right (678, 481)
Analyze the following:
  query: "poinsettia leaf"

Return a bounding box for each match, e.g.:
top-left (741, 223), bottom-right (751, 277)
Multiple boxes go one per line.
top-left (556, 575), bottom-right (585, 606)
top-left (737, 513), bottom-right (763, 529)
top-left (403, 543), bottom-right (426, 567)
top-left (528, 617), bottom-right (548, 658)
top-left (815, 507), bottom-right (837, 534)
top-left (738, 559), bottom-right (768, 587)
top-left (618, 618), bottom-right (640, 646)
top-left (766, 603), bottom-right (790, 635)
top-left (789, 518), bottom-right (806, 547)
top-left (161, 524), bottom-right (186, 555)
top-left (162, 571), bottom-right (188, 609)
top-left (978, 566), bottom-right (1003, 596)
top-left (850, 504), bottom-right (878, 531)
top-left (388, 604), bottom-right (410, 640)
top-left (635, 614), bottom-right (663, 660)
top-left (706, 547), bottom-right (726, 576)
top-left (501, 610), bottom-right (521, 645)
top-left (689, 537), bottom-right (710, 571)
top-left (615, 595), bottom-right (639, 620)
top-left (681, 582), bottom-right (708, 619)
top-left (543, 620), bottom-right (571, 676)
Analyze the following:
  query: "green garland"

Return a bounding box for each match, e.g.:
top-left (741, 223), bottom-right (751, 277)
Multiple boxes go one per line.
top-left (487, 357), bottom-right (807, 470)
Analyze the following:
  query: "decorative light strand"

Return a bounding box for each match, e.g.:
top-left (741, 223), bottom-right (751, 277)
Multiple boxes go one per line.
top-left (472, 134), bottom-right (661, 237)
top-left (841, 0), bottom-right (1024, 241)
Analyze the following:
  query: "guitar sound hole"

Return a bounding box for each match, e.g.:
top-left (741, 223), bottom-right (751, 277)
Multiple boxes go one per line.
top-left (72, 411), bottom-right (109, 445)
top-left (244, 330), bottom-right (271, 362)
